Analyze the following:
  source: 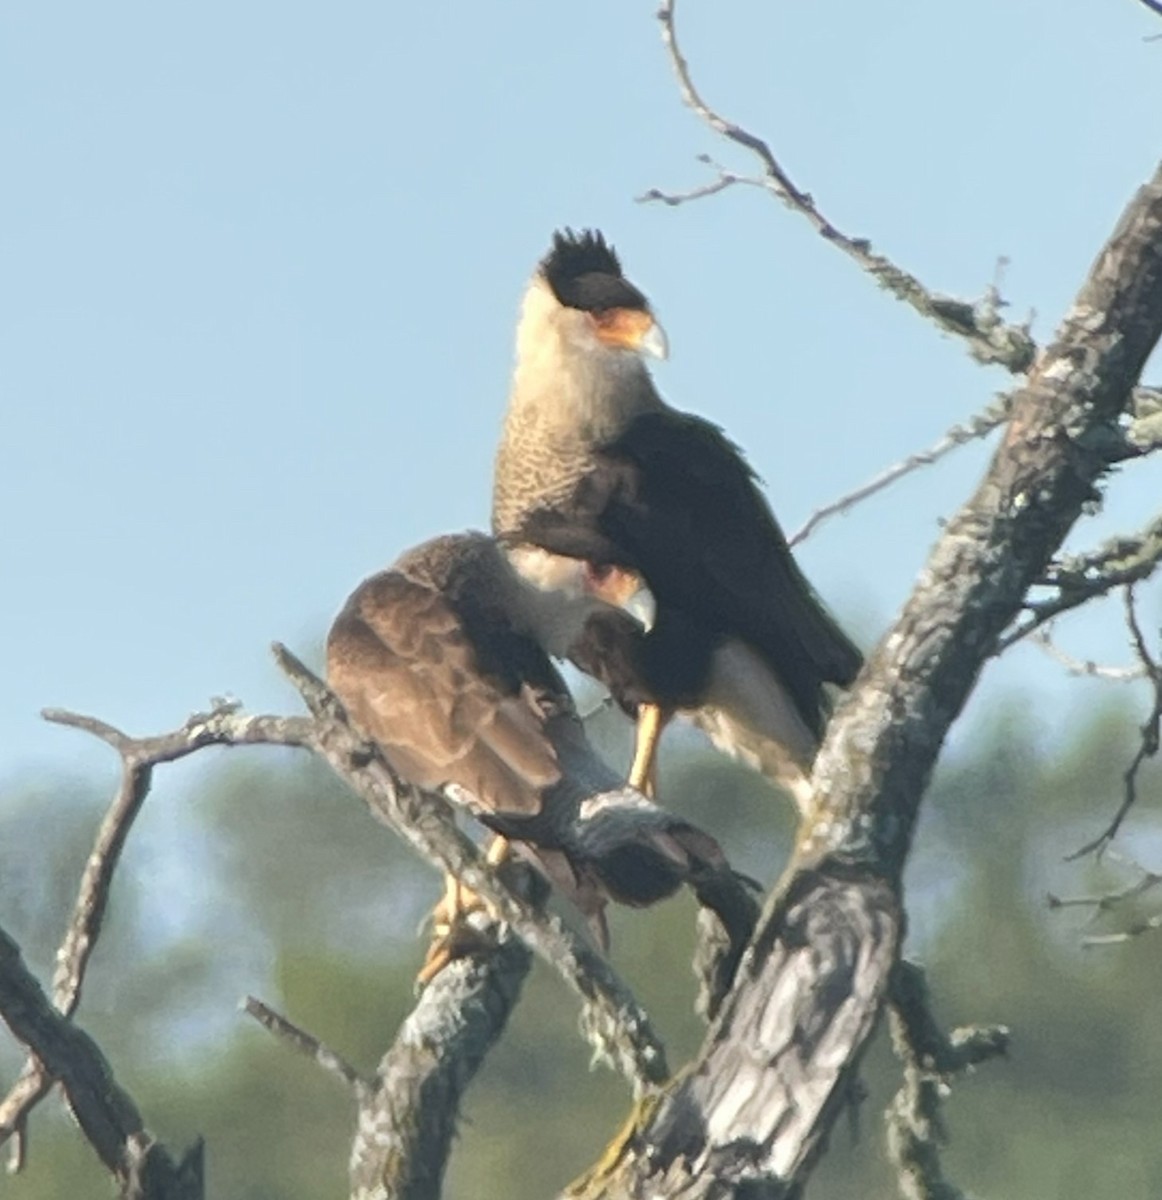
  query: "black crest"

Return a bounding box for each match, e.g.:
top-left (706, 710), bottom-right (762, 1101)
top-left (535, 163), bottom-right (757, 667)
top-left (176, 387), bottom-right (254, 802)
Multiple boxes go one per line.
top-left (540, 228), bottom-right (648, 313)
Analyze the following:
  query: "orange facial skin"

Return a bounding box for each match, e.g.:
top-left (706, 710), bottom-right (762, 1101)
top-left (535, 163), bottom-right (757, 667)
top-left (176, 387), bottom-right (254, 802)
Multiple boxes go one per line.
top-left (590, 306), bottom-right (658, 351)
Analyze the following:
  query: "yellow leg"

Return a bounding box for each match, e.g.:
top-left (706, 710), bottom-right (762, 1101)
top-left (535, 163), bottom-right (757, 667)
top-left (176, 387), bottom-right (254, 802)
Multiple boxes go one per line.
top-left (416, 836), bottom-right (510, 986)
top-left (628, 703), bottom-right (668, 798)
top-left (428, 873), bottom-right (464, 933)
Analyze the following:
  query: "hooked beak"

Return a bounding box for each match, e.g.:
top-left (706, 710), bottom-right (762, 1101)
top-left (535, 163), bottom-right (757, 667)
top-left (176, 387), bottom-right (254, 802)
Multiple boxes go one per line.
top-left (620, 582), bottom-right (657, 633)
top-left (582, 563), bottom-right (657, 633)
top-left (591, 308), bottom-right (669, 361)
top-left (637, 320), bottom-right (668, 362)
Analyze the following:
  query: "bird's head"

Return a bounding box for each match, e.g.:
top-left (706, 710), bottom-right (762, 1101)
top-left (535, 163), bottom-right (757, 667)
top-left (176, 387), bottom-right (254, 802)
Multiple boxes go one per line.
top-left (526, 229), bottom-right (668, 364)
top-left (503, 544), bottom-right (656, 659)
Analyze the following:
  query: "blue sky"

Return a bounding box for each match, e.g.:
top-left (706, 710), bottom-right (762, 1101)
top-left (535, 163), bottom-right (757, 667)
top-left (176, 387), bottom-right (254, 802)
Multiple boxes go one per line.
top-left (2, 0), bottom-right (1161, 804)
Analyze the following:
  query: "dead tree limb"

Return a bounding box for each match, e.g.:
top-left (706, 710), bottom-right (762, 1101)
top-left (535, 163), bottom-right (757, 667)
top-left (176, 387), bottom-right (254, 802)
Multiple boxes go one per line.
top-left (648, 0), bottom-right (1037, 371)
top-left (349, 929), bottom-right (532, 1200)
top-left (998, 511), bottom-right (1162, 649)
top-left (1064, 587), bottom-right (1162, 860)
top-left (568, 160), bottom-right (1162, 1200)
top-left (0, 925), bottom-right (203, 1199)
top-left (0, 700), bottom-right (299, 1174)
top-left (244, 924), bottom-right (533, 1200)
top-left (884, 961), bottom-right (1009, 1200)
top-left (648, 0), bottom-right (1162, 569)
top-left (790, 391), bottom-right (1015, 546)
top-left (9, 652), bottom-right (739, 1195)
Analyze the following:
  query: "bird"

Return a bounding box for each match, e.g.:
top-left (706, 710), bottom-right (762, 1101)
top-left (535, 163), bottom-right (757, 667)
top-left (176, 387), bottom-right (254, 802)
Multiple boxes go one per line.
top-left (491, 229), bottom-right (862, 815)
top-left (325, 531), bottom-right (751, 982)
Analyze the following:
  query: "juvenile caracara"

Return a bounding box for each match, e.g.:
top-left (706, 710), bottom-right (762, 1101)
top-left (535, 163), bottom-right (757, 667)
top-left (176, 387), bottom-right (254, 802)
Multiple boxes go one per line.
top-left (326, 532), bottom-right (746, 980)
top-left (492, 230), bottom-right (862, 814)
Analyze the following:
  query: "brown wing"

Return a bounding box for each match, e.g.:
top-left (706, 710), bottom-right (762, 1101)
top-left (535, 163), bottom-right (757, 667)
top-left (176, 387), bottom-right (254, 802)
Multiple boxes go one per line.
top-left (326, 569), bottom-right (561, 817)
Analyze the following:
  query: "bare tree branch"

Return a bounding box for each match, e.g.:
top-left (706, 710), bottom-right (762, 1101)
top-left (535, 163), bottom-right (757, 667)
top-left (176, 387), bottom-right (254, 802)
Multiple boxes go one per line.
top-left (350, 924), bottom-right (533, 1200)
top-left (646, 3), bottom-right (1162, 550)
top-left (271, 645), bottom-right (675, 1093)
top-left (573, 159), bottom-right (1162, 1199)
top-left (0, 707), bottom-right (311, 1150)
top-left (1029, 624), bottom-right (1149, 682)
top-left (44, 656), bottom-right (671, 1100)
top-left (245, 891), bottom-right (536, 1200)
top-left (3, 648), bottom-right (697, 1187)
top-left (792, 380), bottom-right (1160, 549)
top-left (1050, 855), bottom-right (1162, 946)
top-left (648, 0), bottom-right (1037, 372)
top-left (790, 391), bottom-right (1015, 546)
top-left (242, 997), bottom-right (370, 1096)
top-left (996, 512), bottom-right (1162, 651)
top-left (1048, 853), bottom-right (1162, 916)
top-left (0, 925), bottom-right (203, 1199)
top-left (1083, 914), bottom-right (1162, 944)
top-left (0, 700), bottom-right (295, 1172)
top-left (885, 962), bottom-right (1009, 1200)
top-left (1065, 587), bottom-right (1162, 859)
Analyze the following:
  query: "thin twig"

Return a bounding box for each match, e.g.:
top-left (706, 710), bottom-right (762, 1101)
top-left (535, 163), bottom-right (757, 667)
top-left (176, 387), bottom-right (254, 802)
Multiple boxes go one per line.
top-left (791, 381), bottom-right (1160, 551)
top-left (0, 925), bottom-right (202, 1196)
top-left (649, 0), bottom-right (1037, 372)
top-left (242, 997), bottom-right (369, 1097)
top-left (884, 961), bottom-right (1008, 1200)
top-left (997, 512), bottom-right (1162, 652)
top-left (2, 649), bottom-right (669, 1159)
top-left (790, 392), bottom-right (1014, 546)
top-left (1066, 587), bottom-right (1162, 860)
top-left (1083, 913), bottom-right (1162, 944)
top-left (1029, 625), bottom-right (1148, 682)
top-left (638, 157), bottom-right (745, 207)
top-left (1048, 868), bottom-right (1162, 916)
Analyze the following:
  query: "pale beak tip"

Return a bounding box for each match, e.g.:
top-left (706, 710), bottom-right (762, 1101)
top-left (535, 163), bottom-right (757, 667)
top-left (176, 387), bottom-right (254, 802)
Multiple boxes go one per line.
top-left (639, 321), bottom-right (669, 362)
top-left (624, 584), bottom-right (657, 634)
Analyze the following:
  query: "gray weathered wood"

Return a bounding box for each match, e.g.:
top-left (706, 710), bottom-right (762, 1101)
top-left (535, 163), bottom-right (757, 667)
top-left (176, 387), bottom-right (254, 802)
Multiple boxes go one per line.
top-left (569, 161), bottom-right (1162, 1200)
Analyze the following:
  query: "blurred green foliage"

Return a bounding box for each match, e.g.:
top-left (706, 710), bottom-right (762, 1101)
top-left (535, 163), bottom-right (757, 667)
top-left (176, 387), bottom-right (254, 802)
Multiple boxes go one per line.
top-left (1, 698), bottom-right (1160, 1199)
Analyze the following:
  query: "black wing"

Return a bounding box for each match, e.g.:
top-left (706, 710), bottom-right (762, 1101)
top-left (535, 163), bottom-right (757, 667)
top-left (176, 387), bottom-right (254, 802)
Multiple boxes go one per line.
top-left (525, 410), bottom-right (862, 734)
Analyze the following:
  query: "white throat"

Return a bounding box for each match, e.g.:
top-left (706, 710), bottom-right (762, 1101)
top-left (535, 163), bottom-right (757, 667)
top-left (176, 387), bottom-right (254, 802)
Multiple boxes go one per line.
top-left (503, 545), bottom-right (605, 659)
top-left (509, 278), bottom-right (663, 443)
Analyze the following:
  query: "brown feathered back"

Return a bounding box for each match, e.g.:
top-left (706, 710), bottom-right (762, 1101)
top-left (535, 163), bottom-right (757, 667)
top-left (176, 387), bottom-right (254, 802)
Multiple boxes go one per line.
top-left (325, 532), bottom-right (756, 961)
top-left (326, 533), bottom-right (565, 818)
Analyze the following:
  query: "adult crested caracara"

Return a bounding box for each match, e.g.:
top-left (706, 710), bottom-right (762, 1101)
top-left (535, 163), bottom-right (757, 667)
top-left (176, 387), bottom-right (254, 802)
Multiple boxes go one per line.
top-left (492, 230), bottom-right (862, 814)
top-left (326, 531), bottom-right (748, 980)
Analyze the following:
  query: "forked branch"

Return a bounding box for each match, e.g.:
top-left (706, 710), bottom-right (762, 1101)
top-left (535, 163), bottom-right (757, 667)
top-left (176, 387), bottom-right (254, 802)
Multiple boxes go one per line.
top-left (885, 961), bottom-right (1009, 1200)
top-left (0, 925), bottom-right (202, 1198)
top-left (575, 160), bottom-right (1162, 1199)
top-left (648, 0), bottom-right (1037, 372)
top-left (1, 652), bottom-right (675, 1196)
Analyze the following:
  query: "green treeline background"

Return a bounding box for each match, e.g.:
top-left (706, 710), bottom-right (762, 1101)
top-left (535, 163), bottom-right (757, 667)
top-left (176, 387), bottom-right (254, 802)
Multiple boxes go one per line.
top-left (2, 694), bottom-right (1161, 1199)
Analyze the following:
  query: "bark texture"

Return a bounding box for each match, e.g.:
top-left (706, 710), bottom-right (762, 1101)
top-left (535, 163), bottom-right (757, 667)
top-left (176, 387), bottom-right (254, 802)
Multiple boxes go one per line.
top-left (351, 928), bottom-right (532, 1200)
top-left (0, 927), bottom-right (203, 1199)
top-left (571, 163), bottom-right (1162, 1200)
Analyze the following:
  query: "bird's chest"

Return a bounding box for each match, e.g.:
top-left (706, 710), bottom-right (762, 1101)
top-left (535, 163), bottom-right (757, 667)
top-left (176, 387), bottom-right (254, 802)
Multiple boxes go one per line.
top-left (494, 426), bottom-right (601, 531)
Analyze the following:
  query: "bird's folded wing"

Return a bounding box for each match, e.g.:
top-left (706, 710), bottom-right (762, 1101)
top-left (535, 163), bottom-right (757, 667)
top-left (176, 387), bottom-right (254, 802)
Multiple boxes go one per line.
top-left (326, 570), bottom-right (561, 816)
top-left (593, 409), bottom-right (863, 691)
